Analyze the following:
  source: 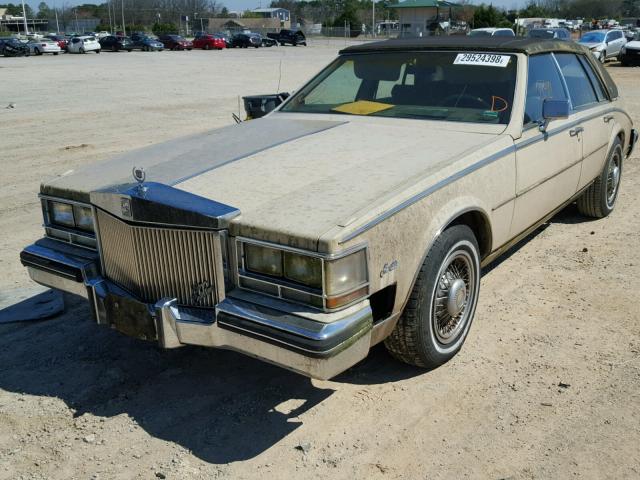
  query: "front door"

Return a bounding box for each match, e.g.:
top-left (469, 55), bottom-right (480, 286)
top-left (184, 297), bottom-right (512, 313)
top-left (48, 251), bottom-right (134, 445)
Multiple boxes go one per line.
top-left (510, 53), bottom-right (582, 236)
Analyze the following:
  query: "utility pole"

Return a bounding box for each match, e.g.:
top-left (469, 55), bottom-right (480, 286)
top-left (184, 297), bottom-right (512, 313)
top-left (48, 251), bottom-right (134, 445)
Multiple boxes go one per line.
top-left (55, 8), bottom-right (60, 32)
top-left (121, 0), bottom-right (126, 36)
top-left (20, 0), bottom-right (29, 35)
top-left (74, 8), bottom-right (78, 32)
top-left (107, 0), bottom-right (113, 32)
top-left (372, 0), bottom-right (375, 37)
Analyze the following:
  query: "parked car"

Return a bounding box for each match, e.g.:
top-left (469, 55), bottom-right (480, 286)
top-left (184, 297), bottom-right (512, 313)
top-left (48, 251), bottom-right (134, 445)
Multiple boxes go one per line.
top-left (192, 34), bottom-right (226, 50)
top-left (27, 38), bottom-right (62, 55)
top-left (0, 37), bottom-right (29, 57)
top-left (528, 28), bottom-right (571, 40)
top-left (129, 34), bottom-right (165, 51)
top-left (618, 33), bottom-right (640, 65)
top-left (66, 36), bottom-right (101, 54)
top-left (267, 29), bottom-right (307, 46)
top-left (99, 35), bottom-right (133, 52)
top-left (44, 34), bottom-right (68, 50)
top-left (261, 36), bottom-right (277, 47)
top-left (158, 34), bottom-right (193, 50)
top-left (579, 29), bottom-right (627, 63)
top-left (212, 32), bottom-right (232, 48)
top-left (21, 37), bottom-right (636, 380)
top-left (230, 32), bottom-right (262, 48)
top-left (469, 27), bottom-right (515, 37)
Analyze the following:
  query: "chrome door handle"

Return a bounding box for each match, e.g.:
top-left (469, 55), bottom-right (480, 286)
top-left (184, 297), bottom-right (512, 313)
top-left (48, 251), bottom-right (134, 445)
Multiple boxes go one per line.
top-left (603, 115), bottom-right (614, 123)
top-left (569, 127), bottom-right (584, 137)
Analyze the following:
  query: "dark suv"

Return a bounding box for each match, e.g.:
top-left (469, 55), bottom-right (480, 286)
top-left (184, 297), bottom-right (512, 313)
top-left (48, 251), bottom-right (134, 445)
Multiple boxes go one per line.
top-left (99, 35), bottom-right (134, 52)
top-left (527, 28), bottom-right (571, 41)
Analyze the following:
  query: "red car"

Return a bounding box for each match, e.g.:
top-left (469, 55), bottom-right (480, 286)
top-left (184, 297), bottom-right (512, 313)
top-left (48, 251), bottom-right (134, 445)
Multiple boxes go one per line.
top-left (45, 34), bottom-right (67, 50)
top-left (192, 34), bottom-right (225, 50)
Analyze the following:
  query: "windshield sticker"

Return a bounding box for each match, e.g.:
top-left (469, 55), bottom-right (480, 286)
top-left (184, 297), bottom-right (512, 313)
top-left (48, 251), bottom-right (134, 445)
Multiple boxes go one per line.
top-left (454, 53), bottom-right (511, 67)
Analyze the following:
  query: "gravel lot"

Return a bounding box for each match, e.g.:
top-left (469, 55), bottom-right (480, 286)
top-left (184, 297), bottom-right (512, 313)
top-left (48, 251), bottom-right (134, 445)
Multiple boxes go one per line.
top-left (0, 43), bottom-right (639, 480)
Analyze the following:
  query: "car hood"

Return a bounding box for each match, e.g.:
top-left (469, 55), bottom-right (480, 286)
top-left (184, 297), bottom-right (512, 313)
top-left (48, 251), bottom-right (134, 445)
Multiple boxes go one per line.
top-left (579, 41), bottom-right (603, 49)
top-left (625, 40), bottom-right (640, 49)
top-left (42, 115), bottom-right (505, 250)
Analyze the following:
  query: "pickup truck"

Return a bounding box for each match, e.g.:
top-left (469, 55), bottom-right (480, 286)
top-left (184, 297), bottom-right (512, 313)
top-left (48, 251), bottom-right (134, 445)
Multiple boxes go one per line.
top-left (267, 29), bottom-right (306, 46)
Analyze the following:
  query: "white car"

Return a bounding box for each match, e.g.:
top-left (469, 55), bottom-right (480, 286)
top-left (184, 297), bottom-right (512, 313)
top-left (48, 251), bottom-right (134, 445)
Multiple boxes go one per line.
top-left (67, 36), bottom-right (101, 54)
top-left (579, 29), bottom-right (627, 63)
top-left (468, 27), bottom-right (515, 37)
top-left (27, 39), bottom-right (62, 55)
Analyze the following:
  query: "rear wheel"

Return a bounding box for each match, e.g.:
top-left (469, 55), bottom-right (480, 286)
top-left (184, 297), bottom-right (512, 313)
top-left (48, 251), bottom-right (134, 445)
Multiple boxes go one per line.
top-left (577, 138), bottom-right (623, 218)
top-left (95, 49), bottom-right (100, 54)
top-left (35, 48), bottom-right (42, 55)
top-left (204, 44), bottom-right (210, 50)
top-left (53, 52), bottom-right (58, 55)
top-left (385, 225), bottom-right (481, 369)
top-left (80, 47), bottom-right (85, 54)
top-left (112, 45), bottom-right (117, 52)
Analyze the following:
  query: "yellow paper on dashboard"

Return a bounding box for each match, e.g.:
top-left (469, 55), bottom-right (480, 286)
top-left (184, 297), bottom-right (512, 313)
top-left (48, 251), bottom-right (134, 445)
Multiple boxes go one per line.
top-left (332, 100), bottom-right (394, 116)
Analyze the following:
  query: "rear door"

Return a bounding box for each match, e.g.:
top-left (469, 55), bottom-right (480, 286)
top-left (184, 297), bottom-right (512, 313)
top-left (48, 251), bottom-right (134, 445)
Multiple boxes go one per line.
top-left (510, 53), bottom-right (582, 236)
top-left (555, 53), bottom-right (614, 190)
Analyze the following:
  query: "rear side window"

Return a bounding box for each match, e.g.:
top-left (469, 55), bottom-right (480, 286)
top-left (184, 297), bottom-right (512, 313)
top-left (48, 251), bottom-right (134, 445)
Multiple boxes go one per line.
top-left (577, 55), bottom-right (607, 101)
top-left (555, 53), bottom-right (598, 109)
top-left (524, 54), bottom-right (568, 126)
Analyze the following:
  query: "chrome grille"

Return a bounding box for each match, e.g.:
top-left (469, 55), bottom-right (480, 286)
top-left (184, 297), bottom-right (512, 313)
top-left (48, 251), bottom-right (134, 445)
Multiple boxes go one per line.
top-left (96, 209), bottom-right (223, 308)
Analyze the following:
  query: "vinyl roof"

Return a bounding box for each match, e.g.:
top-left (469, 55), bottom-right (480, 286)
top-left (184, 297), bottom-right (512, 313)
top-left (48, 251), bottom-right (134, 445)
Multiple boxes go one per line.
top-left (340, 36), bottom-right (594, 55)
top-left (339, 36), bottom-right (618, 99)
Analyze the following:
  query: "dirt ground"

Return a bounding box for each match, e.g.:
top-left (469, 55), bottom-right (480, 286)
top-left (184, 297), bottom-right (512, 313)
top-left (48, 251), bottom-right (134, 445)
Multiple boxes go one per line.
top-left (0, 43), bottom-right (639, 480)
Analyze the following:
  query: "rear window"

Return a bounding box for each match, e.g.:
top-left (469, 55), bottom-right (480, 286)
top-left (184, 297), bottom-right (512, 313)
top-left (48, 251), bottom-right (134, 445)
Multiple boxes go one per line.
top-left (282, 51), bottom-right (518, 124)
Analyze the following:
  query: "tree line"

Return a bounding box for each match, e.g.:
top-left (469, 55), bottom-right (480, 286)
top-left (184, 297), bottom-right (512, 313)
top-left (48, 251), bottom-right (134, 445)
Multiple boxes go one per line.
top-left (2, 0), bottom-right (639, 34)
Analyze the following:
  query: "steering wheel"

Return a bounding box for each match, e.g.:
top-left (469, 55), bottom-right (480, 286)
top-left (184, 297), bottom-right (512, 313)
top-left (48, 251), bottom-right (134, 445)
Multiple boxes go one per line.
top-left (440, 94), bottom-right (491, 110)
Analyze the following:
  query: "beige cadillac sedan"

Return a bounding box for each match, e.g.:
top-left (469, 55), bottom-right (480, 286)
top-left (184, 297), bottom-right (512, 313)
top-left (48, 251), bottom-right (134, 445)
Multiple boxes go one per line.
top-left (20, 37), bottom-right (637, 379)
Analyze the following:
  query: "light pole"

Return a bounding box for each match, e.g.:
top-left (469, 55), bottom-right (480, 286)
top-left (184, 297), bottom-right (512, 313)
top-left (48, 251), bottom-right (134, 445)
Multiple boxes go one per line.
top-left (20, 0), bottom-right (29, 35)
top-left (121, 0), bottom-right (126, 36)
top-left (372, 0), bottom-right (375, 37)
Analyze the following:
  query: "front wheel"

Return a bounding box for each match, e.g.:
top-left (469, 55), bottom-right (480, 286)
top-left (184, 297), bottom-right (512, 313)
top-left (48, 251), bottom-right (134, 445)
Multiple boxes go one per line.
top-left (95, 49), bottom-right (100, 54)
top-left (577, 138), bottom-right (623, 218)
top-left (385, 225), bottom-right (481, 369)
top-left (599, 50), bottom-right (606, 63)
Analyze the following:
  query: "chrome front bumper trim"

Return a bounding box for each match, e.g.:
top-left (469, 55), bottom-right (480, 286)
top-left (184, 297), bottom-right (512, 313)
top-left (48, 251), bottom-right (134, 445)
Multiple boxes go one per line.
top-left (20, 239), bottom-right (373, 379)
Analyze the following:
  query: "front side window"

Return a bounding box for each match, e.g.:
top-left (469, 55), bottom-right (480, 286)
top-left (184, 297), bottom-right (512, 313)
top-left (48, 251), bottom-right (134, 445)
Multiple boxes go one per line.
top-left (281, 52), bottom-right (518, 124)
top-left (555, 53), bottom-right (598, 109)
top-left (524, 54), bottom-right (568, 126)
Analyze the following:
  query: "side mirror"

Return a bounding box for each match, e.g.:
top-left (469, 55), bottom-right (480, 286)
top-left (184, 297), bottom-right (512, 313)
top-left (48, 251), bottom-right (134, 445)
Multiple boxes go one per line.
top-left (539, 99), bottom-right (570, 132)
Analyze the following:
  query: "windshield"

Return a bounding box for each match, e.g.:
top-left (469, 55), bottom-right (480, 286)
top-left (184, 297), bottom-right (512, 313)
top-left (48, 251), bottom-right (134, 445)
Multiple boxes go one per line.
top-left (529, 29), bottom-right (554, 38)
top-left (469, 30), bottom-right (492, 37)
top-left (580, 32), bottom-right (605, 43)
top-left (281, 52), bottom-right (518, 125)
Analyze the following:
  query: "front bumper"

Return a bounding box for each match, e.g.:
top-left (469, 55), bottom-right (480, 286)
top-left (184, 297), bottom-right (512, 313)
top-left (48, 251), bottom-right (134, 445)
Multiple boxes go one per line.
top-left (20, 238), bottom-right (373, 379)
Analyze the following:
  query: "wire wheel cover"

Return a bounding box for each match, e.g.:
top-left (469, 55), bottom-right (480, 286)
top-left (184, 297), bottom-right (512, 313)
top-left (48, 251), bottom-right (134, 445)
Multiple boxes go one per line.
top-left (431, 249), bottom-right (475, 345)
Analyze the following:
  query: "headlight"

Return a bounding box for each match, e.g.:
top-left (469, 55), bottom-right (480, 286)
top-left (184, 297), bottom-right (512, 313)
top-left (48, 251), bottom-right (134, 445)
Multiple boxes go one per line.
top-left (49, 201), bottom-right (74, 227)
top-left (73, 205), bottom-right (94, 232)
top-left (284, 252), bottom-right (322, 289)
top-left (47, 200), bottom-right (94, 233)
top-left (241, 241), bottom-right (369, 310)
top-left (245, 243), bottom-right (282, 276)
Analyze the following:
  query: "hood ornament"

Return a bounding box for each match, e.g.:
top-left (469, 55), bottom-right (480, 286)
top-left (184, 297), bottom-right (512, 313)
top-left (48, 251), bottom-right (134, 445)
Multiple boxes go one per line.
top-left (132, 166), bottom-right (147, 193)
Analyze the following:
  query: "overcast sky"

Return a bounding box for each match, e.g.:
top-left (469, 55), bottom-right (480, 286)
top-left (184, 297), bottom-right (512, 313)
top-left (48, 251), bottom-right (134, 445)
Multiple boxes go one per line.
top-left (25, 0), bottom-right (527, 13)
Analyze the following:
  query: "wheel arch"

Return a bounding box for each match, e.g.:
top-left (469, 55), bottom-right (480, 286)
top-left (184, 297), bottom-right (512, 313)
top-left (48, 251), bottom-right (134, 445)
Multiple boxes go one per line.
top-left (444, 209), bottom-right (493, 260)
